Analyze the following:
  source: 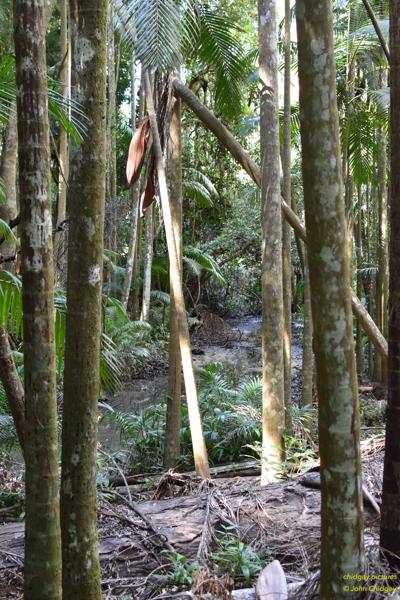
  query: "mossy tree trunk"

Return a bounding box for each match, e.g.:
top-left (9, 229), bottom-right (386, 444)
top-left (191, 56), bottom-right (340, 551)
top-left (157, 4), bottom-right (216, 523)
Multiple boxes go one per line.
top-left (296, 1), bottom-right (364, 596)
top-left (60, 1), bottom-right (108, 597)
top-left (380, 0), bottom-right (400, 565)
top-left (13, 1), bottom-right (61, 597)
top-left (259, 0), bottom-right (285, 484)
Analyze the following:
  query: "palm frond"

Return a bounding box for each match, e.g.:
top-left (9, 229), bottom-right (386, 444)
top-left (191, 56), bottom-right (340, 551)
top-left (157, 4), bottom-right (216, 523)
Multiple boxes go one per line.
top-left (0, 218), bottom-right (17, 245)
top-left (184, 245), bottom-right (225, 284)
top-left (113, 0), bottom-right (182, 72)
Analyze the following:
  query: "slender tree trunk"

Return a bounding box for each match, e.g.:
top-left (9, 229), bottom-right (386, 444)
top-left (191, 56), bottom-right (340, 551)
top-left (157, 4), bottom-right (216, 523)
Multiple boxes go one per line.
top-left (380, 0), bottom-right (400, 565)
top-left (172, 80), bottom-right (388, 363)
top-left (164, 78), bottom-right (183, 468)
top-left (54, 0), bottom-right (70, 284)
top-left (0, 327), bottom-right (25, 453)
top-left (296, 1), bottom-right (364, 596)
top-left (259, 0), bottom-right (285, 484)
top-left (0, 103), bottom-right (18, 265)
top-left (121, 61), bottom-right (141, 311)
top-left (14, 1), bottom-right (61, 597)
top-left (375, 69), bottom-right (389, 386)
top-left (144, 72), bottom-right (210, 478)
top-left (355, 187), bottom-right (365, 374)
top-left (282, 0), bottom-right (293, 435)
top-left (301, 255), bottom-right (313, 414)
top-left (141, 205), bottom-right (153, 321)
top-left (60, 1), bottom-right (108, 597)
top-left (131, 217), bottom-right (142, 320)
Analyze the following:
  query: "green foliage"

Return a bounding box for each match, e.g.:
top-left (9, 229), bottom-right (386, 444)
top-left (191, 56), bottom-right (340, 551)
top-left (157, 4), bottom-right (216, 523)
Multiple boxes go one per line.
top-left (211, 530), bottom-right (262, 583)
top-left (157, 551), bottom-right (201, 586)
top-left (100, 363), bottom-right (264, 472)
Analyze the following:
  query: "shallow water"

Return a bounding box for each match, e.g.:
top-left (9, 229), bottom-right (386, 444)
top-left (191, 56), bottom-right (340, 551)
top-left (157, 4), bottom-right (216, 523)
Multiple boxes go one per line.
top-left (99, 315), bottom-right (303, 449)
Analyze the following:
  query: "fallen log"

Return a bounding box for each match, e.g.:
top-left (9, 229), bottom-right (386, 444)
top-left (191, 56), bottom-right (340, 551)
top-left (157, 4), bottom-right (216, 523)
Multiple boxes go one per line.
top-left (173, 80), bottom-right (388, 363)
top-left (109, 461), bottom-right (262, 488)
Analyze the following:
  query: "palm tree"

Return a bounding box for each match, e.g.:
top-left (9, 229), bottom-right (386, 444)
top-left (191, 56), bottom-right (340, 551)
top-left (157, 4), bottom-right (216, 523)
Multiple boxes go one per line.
top-left (60, 1), bottom-right (108, 597)
top-left (258, 0), bottom-right (285, 484)
top-left (296, 0), bottom-right (364, 595)
top-left (14, 0), bottom-right (61, 597)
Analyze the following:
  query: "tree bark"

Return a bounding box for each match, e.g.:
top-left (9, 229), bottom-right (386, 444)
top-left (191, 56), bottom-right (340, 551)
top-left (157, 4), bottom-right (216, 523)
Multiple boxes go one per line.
top-left (144, 72), bottom-right (210, 478)
top-left (172, 79), bottom-right (388, 363)
top-left (296, 1), bottom-right (364, 596)
top-left (282, 0), bottom-right (293, 435)
top-left (164, 77), bottom-right (183, 469)
top-left (259, 0), bottom-right (285, 484)
top-left (60, 1), bottom-right (108, 597)
top-left (380, 0), bottom-right (400, 565)
top-left (13, 0), bottom-right (62, 597)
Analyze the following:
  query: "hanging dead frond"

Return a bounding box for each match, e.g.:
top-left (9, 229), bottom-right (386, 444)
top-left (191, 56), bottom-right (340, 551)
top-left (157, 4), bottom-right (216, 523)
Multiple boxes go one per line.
top-left (126, 117), bottom-right (150, 188)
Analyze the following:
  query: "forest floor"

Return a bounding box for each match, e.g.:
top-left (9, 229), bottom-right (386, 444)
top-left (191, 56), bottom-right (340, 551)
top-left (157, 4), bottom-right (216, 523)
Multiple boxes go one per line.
top-left (0, 313), bottom-right (393, 599)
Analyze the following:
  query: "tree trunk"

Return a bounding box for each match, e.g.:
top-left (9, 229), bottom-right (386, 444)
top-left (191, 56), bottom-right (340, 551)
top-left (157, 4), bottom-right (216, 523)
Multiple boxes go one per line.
top-left (14, 1), bottom-right (61, 597)
top-left (380, 0), bottom-right (400, 565)
top-left (296, 1), bottom-right (364, 596)
top-left (60, 1), bottom-right (108, 597)
top-left (0, 103), bottom-right (18, 266)
top-left (282, 0), bottom-right (293, 435)
top-left (375, 69), bottom-right (389, 385)
top-left (355, 187), bottom-right (365, 374)
top-left (301, 256), bottom-right (313, 414)
top-left (141, 204), bottom-right (153, 321)
top-left (54, 0), bottom-right (70, 285)
top-left (144, 72), bottom-right (210, 478)
top-left (164, 77), bottom-right (183, 469)
top-left (172, 80), bottom-right (388, 363)
top-left (0, 327), bottom-right (25, 453)
top-left (259, 0), bottom-right (285, 484)
top-left (121, 61), bottom-right (141, 311)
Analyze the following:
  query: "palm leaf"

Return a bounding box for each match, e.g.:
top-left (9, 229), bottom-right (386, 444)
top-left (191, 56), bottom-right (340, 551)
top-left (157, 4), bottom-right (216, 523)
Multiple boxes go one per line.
top-left (113, 0), bottom-right (182, 72)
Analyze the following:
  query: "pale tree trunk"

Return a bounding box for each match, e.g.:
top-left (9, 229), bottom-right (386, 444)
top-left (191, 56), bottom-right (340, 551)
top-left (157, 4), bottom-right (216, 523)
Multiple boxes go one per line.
top-left (121, 61), bottom-right (141, 310)
top-left (172, 80), bottom-right (388, 363)
top-left (380, 0), bottom-right (400, 565)
top-left (0, 104), bottom-right (18, 265)
top-left (141, 204), bottom-right (153, 321)
top-left (164, 78), bottom-right (183, 468)
top-left (355, 187), bottom-right (365, 374)
top-left (144, 72), bottom-right (210, 478)
top-left (60, 1), bottom-right (108, 597)
top-left (54, 0), bottom-right (70, 284)
top-left (296, 1), bottom-right (364, 595)
top-left (375, 69), bottom-right (389, 385)
top-left (14, 0), bottom-right (61, 597)
top-left (131, 218), bottom-right (142, 319)
top-left (301, 254), bottom-right (313, 416)
top-left (259, 0), bottom-right (285, 484)
top-left (282, 0), bottom-right (293, 435)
